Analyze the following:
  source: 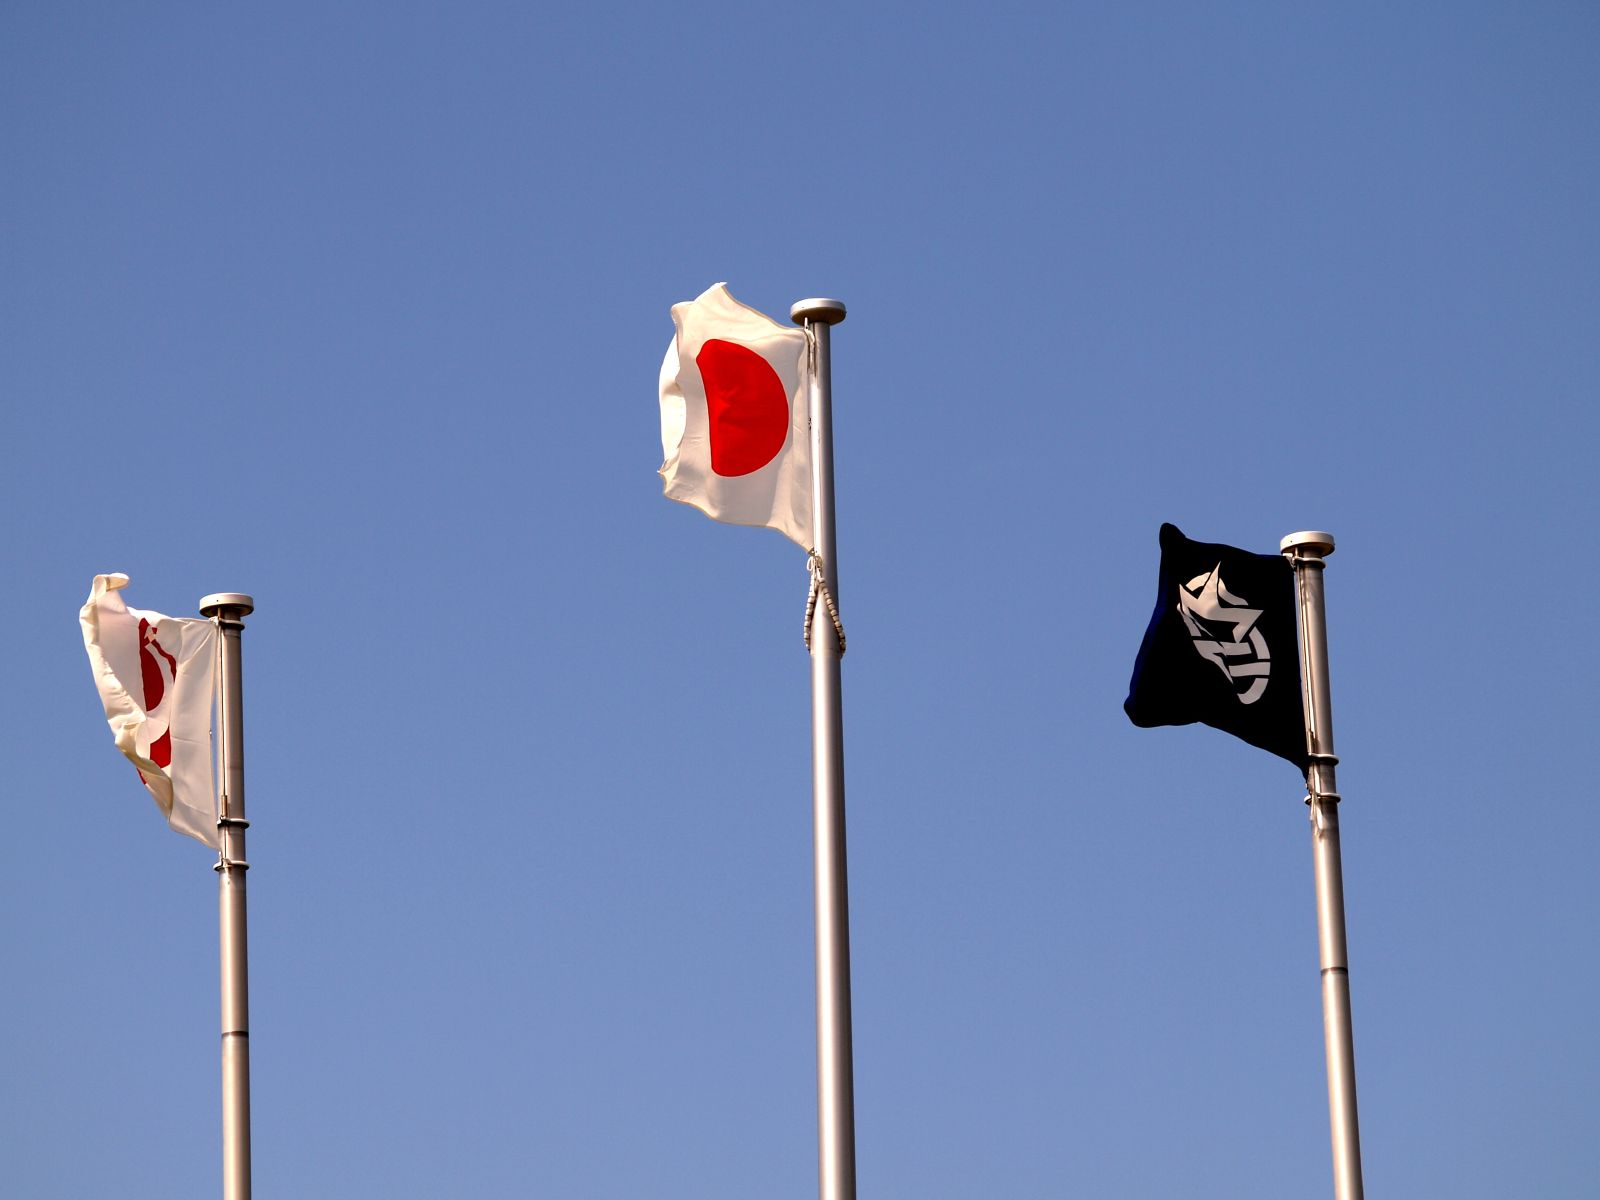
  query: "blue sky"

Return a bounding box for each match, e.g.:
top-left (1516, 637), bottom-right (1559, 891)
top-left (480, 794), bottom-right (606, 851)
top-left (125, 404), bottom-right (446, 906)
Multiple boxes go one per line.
top-left (4, 3), bottom-right (1597, 1196)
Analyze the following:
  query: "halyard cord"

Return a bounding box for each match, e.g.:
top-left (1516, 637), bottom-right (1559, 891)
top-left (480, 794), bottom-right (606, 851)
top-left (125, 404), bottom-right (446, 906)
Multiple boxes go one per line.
top-left (799, 324), bottom-right (845, 655)
top-left (804, 552), bottom-right (847, 655)
top-left (1288, 550), bottom-right (1340, 815)
top-left (211, 613), bottom-right (249, 871)
top-left (213, 615), bottom-right (230, 869)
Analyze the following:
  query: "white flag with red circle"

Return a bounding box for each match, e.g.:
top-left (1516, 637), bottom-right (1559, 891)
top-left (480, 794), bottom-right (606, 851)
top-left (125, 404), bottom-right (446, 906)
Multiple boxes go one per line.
top-left (659, 283), bottom-right (813, 550)
top-left (81, 573), bottom-right (220, 848)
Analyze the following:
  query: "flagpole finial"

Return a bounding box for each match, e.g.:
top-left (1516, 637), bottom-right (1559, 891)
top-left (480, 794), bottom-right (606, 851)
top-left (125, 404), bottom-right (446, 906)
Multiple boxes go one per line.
top-left (790, 298), bottom-right (846, 326)
top-left (1280, 531), bottom-right (1335, 557)
top-left (199, 593), bottom-right (255, 618)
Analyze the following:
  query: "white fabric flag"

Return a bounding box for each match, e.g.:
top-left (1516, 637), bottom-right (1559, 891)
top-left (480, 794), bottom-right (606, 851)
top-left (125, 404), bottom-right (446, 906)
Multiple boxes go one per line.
top-left (659, 282), bottom-right (813, 550)
top-left (81, 574), bottom-right (219, 848)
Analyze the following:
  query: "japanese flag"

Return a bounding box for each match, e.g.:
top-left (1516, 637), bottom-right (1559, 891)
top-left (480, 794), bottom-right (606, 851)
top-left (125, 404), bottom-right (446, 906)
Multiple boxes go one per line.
top-left (659, 283), bottom-right (813, 550)
top-left (81, 574), bottom-right (219, 848)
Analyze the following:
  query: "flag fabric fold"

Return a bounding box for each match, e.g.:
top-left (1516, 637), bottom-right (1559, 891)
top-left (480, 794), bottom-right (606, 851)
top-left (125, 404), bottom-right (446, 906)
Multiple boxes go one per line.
top-left (1124, 523), bottom-right (1309, 768)
top-left (81, 573), bottom-right (219, 847)
top-left (659, 282), bottom-right (813, 550)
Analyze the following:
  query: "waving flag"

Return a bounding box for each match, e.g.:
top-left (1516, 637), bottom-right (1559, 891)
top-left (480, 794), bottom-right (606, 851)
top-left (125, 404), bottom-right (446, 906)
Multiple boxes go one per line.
top-left (1124, 524), bottom-right (1308, 767)
top-left (659, 283), bottom-right (813, 549)
top-left (81, 574), bottom-right (219, 847)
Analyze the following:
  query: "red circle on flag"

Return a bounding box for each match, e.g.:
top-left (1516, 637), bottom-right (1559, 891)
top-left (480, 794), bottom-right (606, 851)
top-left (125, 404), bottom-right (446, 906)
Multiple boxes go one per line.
top-left (697, 339), bottom-right (790, 477)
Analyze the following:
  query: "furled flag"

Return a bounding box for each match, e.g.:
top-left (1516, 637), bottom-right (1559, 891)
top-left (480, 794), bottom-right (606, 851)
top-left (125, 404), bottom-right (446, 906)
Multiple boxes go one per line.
top-left (1124, 524), bottom-right (1308, 767)
top-left (659, 282), bottom-right (813, 549)
top-left (81, 574), bottom-right (220, 847)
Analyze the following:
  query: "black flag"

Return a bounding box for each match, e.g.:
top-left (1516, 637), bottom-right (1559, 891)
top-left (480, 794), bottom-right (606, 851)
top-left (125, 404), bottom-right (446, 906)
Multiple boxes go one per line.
top-left (1124, 523), bottom-right (1308, 768)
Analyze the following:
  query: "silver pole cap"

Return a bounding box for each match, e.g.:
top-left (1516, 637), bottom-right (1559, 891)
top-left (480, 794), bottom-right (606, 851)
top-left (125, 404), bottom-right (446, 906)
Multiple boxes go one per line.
top-left (791, 298), bottom-right (847, 326)
top-left (1280, 531), bottom-right (1335, 556)
top-left (199, 593), bottom-right (256, 617)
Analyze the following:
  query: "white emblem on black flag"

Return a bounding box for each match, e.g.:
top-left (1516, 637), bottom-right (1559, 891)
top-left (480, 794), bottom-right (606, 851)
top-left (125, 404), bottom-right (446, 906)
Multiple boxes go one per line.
top-left (1125, 523), bottom-right (1307, 768)
top-left (1177, 564), bottom-right (1271, 704)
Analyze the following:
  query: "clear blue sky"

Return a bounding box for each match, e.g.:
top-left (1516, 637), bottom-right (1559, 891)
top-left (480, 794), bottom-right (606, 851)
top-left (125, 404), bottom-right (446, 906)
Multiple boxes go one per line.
top-left (4, 3), bottom-right (1596, 1196)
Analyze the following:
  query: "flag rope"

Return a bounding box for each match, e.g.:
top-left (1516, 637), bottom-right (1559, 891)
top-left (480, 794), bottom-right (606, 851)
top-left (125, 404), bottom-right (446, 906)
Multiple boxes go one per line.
top-left (212, 614), bottom-right (230, 868)
top-left (804, 552), bottom-right (847, 656)
top-left (210, 612), bottom-right (251, 871)
top-left (1290, 550), bottom-right (1343, 811)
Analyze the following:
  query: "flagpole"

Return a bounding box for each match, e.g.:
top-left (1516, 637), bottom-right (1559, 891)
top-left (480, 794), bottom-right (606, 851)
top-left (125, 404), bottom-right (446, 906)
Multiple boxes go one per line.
top-left (1279, 534), bottom-right (1364, 1200)
top-left (792, 297), bottom-right (857, 1200)
top-left (200, 592), bottom-right (255, 1200)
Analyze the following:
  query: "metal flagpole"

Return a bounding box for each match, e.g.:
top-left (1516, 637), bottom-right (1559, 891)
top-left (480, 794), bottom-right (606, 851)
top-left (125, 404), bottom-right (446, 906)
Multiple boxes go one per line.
top-left (792, 297), bottom-right (857, 1200)
top-left (200, 592), bottom-right (255, 1200)
top-left (1279, 533), bottom-right (1364, 1200)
